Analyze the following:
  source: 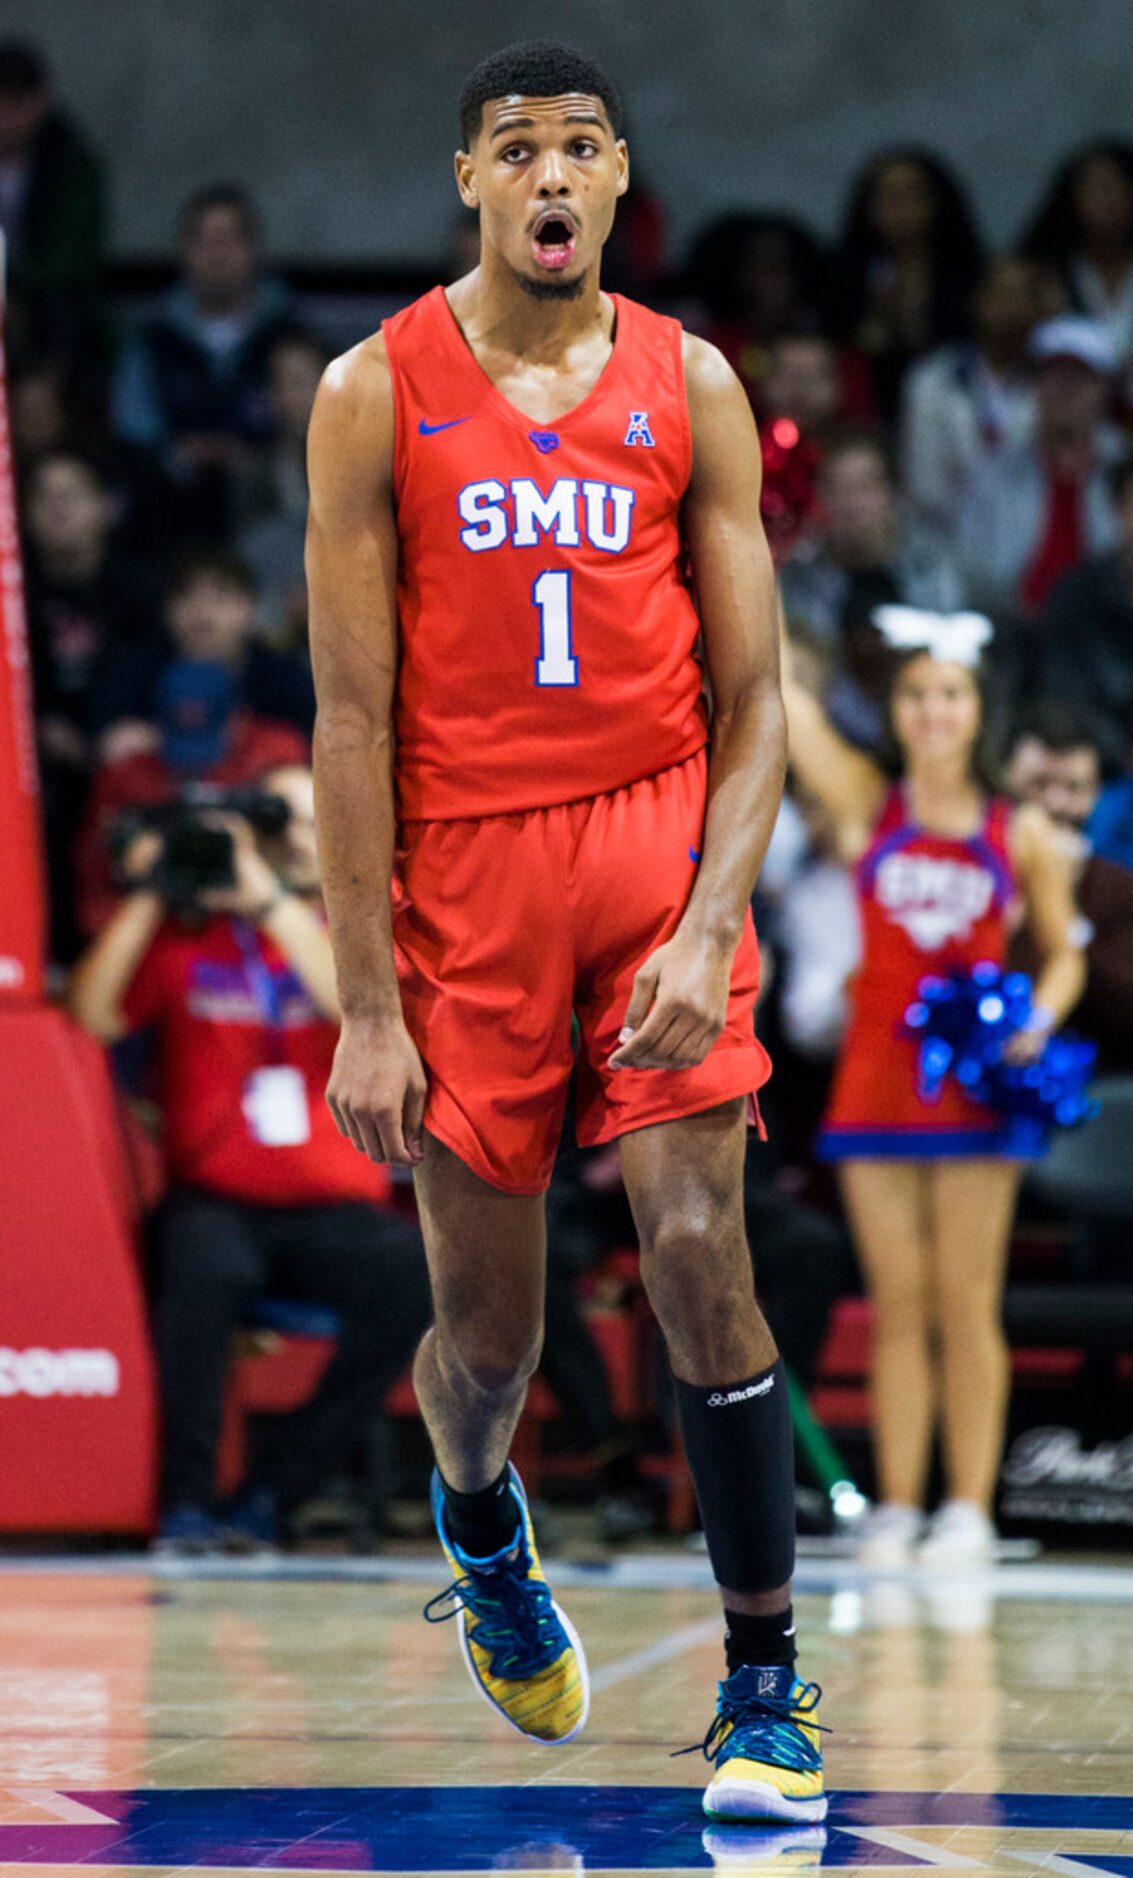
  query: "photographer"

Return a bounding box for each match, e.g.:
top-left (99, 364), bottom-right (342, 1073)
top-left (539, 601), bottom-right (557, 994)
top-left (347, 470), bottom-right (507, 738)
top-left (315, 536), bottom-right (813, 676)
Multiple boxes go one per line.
top-left (67, 764), bottom-right (432, 1551)
top-left (75, 654), bottom-right (309, 939)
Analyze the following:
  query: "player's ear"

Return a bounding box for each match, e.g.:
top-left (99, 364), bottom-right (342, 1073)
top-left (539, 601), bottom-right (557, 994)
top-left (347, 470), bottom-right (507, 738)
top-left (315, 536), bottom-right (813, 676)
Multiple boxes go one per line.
top-left (454, 149), bottom-right (478, 209)
top-left (614, 140), bottom-right (630, 199)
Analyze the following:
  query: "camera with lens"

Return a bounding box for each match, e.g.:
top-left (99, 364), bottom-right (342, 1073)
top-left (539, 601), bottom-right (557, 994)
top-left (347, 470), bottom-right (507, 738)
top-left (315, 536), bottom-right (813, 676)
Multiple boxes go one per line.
top-left (110, 783), bottom-right (290, 908)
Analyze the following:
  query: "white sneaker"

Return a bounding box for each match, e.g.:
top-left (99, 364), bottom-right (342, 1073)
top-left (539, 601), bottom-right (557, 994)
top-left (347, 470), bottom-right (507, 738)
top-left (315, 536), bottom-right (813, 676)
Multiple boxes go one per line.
top-left (917, 1500), bottom-right (996, 1569)
top-left (855, 1502), bottom-right (923, 1567)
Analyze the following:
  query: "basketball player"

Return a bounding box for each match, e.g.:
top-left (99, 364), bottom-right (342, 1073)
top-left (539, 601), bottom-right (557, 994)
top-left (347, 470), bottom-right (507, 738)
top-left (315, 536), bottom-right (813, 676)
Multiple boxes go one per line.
top-left (306, 42), bottom-right (825, 1824)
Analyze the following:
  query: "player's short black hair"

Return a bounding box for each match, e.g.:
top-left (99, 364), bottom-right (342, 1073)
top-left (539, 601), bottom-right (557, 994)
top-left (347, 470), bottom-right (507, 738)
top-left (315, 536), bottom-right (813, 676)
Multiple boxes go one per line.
top-left (459, 40), bottom-right (621, 150)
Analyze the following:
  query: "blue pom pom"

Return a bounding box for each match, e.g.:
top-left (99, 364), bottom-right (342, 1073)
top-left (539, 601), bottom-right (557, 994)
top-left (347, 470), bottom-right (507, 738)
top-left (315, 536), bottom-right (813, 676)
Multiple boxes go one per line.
top-left (901, 965), bottom-right (1097, 1146)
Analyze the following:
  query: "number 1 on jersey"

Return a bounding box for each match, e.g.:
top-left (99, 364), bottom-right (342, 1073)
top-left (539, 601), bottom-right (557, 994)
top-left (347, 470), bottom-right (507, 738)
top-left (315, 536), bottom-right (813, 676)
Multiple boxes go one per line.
top-left (533, 569), bottom-right (578, 687)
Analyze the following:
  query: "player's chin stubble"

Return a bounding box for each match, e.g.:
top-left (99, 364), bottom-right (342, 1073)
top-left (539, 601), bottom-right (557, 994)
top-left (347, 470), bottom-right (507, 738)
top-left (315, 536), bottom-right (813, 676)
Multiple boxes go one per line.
top-left (517, 271), bottom-right (587, 302)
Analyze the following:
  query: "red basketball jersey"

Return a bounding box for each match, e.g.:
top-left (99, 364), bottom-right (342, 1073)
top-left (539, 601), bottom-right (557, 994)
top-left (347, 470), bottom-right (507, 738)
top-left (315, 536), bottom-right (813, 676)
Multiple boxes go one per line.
top-left (383, 287), bottom-right (709, 821)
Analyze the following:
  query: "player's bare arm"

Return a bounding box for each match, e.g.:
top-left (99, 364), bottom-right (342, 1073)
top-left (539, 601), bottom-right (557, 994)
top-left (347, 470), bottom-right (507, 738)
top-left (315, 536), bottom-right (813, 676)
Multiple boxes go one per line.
top-left (610, 338), bottom-right (787, 1073)
top-left (306, 337), bottom-right (427, 1166)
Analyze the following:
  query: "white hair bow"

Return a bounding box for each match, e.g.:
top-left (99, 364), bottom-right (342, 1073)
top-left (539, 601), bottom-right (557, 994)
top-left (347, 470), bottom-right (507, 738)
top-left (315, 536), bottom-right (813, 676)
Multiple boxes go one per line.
top-left (872, 606), bottom-right (994, 669)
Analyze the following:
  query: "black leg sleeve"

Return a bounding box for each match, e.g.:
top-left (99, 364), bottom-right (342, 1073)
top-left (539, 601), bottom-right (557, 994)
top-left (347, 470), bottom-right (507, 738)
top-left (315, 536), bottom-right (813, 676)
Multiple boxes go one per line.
top-left (673, 1358), bottom-right (796, 1594)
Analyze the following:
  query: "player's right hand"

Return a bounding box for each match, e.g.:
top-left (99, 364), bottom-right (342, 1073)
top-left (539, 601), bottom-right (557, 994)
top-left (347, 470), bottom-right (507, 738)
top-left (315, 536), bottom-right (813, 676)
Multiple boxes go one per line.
top-left (326, 1013), bottom-right (427, 1166)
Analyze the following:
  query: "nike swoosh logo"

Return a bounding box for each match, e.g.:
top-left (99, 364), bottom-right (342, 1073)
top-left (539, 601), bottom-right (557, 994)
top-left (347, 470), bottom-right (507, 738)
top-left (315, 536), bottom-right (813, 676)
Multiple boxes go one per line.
top-left (418, 416), bottom-right (471, 435)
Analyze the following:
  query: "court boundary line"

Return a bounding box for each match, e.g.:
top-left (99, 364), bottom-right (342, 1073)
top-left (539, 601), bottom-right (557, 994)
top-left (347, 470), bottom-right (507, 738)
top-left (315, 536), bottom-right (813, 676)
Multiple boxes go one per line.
top-left (1, 1553), bottom-right (1131, 1602)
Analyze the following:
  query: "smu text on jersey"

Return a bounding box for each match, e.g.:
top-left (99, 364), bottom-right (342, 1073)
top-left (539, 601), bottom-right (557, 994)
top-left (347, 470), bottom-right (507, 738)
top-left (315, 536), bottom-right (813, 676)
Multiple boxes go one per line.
top-left (458, 478), bottom-right (636, 553)
top-left (382, 287), bottom-right (707, 820)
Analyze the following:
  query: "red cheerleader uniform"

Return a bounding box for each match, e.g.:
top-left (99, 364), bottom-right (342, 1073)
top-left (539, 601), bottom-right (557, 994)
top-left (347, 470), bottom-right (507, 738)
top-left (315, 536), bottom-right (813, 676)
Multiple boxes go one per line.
top-left (819, 786), bottom-right (1021, 1159)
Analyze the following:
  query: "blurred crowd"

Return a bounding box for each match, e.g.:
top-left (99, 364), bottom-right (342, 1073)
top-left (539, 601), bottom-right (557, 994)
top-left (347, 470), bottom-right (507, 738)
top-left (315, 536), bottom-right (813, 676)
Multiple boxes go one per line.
top-left (8, 36), bottom-right (1133, 1545)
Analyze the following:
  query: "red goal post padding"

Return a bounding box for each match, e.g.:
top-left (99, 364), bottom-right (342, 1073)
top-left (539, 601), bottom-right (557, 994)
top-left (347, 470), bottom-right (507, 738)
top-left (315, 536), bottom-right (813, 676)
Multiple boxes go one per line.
top-left (0, 287), bottom-right (47, 1008)
top-left (0, 1008), bottom-right (158, 1532)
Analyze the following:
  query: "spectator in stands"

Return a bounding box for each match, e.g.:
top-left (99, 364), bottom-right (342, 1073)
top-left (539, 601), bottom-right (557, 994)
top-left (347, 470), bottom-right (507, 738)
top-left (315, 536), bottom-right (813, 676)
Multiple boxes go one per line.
top-left (771, 787), bottom-right (861, 1065)
top-left (23, 450), bottom-right (160, 959)
top-left (10, 352), bottom-right (69, 466)
top-left (24, 451), bottom-right (158, 758)
top-left (1086, 769), bottom-right (1133, 875)
top-left (955, 316), bottom-right (1124, 620)
top-left (91, 546), bottom-right (315, 756)
top-left (75, 622), bottom-right (310, 939)
top-left (12, 353), bottom-right (182, 571)
top-left (762, 332), bottom-right (844, 440)
top-left (111, 185), bottom-right (293, 536)
top-left (234, 328), bottom-right (327, 648)
top-left (67, 763), bottom-right (432, 1551)
top-left (691, 215), bottom-right (841, 379)
top-left (1004, 704), bottom-right (1133, 1072)
top-left (0, 40), bottom-right (106, 367)
top-left (901, 254), bottom-right (1042, 535)
top-left (1022, 142), bottom-right (1133, 390)
top-left (758, 334), bottom-right (846, 562)
top-left (598, 166), bottom-right (668, 301)
top-left (757, 775), bottom-right (863, 1169)
top-left (692, 213), bottom-right (828, 350)
top-left (779, 430), bottom-right (964, 690)
top-left (1039, 455), bottom-right (1133, 758)
top-left (835, 148), bottom-right (984, 424)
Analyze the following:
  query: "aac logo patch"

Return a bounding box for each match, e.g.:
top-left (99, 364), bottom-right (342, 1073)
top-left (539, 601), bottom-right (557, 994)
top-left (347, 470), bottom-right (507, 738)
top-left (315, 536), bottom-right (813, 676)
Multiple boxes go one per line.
top-left (624, 411), bottom-right (655, 447)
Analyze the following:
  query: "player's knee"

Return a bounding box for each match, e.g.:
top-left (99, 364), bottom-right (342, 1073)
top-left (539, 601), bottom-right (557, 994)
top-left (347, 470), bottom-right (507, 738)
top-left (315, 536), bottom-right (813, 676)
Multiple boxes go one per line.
top-left (440, 1323), bottom-right (544, 1400)
top-left (638, 1212), bottom-right (754, 1337)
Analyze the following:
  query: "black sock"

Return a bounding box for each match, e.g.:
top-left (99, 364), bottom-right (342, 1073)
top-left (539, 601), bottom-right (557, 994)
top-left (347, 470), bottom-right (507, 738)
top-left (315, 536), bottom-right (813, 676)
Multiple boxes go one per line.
top-left (673, 1358), bottom-right (796, 1594)
top-left (439, 1466), bottom-right (518, 1557)
top-left (724, 1604), bottom-right (797, 1674)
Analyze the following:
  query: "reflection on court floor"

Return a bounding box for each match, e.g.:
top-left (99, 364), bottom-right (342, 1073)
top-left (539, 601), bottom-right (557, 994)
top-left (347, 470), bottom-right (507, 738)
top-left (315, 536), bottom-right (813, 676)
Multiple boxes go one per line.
top-left (0, 1556), bottom-right (1130, 1877)
top-left (4, 1785), bottom-right (1133, 1872)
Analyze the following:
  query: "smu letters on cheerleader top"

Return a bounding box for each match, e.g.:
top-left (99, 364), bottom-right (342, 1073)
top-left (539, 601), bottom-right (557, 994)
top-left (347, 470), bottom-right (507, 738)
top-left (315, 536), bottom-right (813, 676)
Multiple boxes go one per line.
top-left (874, 850), bottom-right (998, 951)
top-left (855, 792), bottom-right (1015, 991)
top-left (382, 287), bottom-right (710, 822)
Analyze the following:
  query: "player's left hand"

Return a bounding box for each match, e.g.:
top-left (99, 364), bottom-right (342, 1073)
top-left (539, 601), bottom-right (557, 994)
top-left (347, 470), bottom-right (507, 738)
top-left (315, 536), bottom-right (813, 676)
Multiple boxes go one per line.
top-left (608, 933), bottom-right (732, 1072)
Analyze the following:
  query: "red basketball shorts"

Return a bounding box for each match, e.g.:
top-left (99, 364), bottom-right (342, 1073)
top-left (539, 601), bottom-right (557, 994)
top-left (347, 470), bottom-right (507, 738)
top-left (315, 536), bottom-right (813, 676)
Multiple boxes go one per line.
top-left (393, 747), bottom-right (770, 1194)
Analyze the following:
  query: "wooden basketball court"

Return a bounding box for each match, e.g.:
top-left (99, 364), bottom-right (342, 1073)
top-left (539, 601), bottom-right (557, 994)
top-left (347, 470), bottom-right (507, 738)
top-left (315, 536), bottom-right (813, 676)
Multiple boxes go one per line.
top-left (1, 1550), bottom-right (1131, 1876)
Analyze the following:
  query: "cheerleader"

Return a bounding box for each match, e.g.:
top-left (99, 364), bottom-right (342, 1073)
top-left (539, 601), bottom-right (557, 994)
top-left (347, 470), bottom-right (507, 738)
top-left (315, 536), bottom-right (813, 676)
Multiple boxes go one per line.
top-left (782, 607), bottom-right (1084, 1565)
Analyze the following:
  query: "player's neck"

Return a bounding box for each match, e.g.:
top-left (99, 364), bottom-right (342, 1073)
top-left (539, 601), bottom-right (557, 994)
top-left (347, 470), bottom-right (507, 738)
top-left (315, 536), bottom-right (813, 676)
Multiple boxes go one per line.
top-left (454, 259), bottom-right (610, 362)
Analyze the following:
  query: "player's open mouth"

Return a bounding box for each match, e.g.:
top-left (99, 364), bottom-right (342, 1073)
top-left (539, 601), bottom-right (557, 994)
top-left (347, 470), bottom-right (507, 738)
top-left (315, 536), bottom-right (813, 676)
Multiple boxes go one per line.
top-left (532, 214), bottom-right (577, 269)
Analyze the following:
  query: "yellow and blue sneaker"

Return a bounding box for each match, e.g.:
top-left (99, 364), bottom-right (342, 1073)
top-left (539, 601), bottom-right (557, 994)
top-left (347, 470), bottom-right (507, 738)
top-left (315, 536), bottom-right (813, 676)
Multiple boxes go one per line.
top-left (695, 1665), bottom-right (827, 1824)
top-left (424, 1464), bottom-right (589, 1745)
